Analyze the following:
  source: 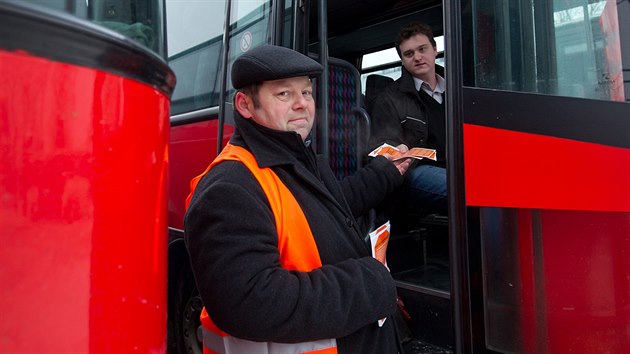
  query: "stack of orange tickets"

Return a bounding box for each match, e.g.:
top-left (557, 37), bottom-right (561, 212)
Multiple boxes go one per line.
top-left (368, 220), bottom-right (391, 327)
top-left (368, 143), bottom-right (437, 161)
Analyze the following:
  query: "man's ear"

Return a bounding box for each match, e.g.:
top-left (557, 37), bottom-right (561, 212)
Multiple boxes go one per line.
top-left (234, 91), bottom-right (254, 118)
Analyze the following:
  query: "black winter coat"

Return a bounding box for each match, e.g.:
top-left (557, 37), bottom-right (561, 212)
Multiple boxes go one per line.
top-left (369, 66), bottom-right (446, 167)
top-left (185, 112), bottom-right (404, 354)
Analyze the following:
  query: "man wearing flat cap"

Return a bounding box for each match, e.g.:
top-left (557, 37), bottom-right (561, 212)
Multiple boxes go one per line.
top-left (185, 45), bottom-right (411, 354)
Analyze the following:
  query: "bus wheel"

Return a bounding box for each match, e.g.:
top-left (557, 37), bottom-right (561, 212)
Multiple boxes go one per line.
top-left (182, 293), bottom-right (203, 354)
top-left (168, 260), bottom-right (203, 354)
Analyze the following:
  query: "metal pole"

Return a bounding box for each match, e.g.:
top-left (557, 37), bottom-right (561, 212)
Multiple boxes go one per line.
top-left (444, 0), bottom-right (472, 352)
top-left (216, 0), bottom-right (232, 154)
top-left (318, 0), bottom-right (329, 163)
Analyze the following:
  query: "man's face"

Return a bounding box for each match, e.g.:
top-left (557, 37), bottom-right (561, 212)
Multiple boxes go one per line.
top-left (399, 33), bottom-right (437, 81)
top-left (245, 76), bottom-right (315, 141)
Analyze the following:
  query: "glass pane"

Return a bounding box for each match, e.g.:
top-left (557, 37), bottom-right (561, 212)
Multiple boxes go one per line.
top-left (204, 0), bottom-right (271, 125)
top-left (480, 208), bottom-right (524, 353)
top-left (360, 67), bottom-right (401, 95)
top-left (225, 0), bottom-right (274, 97)
top-left (468, 0), bottom-right (628, 101)
top-left (167, 0), bottom-right (226, 115)
top-left (282, 0), bottom-right (295, 48)
top-left (23, 0), bottom-right (165, 57)
top-left (481, 207), bottom-right (630, 353)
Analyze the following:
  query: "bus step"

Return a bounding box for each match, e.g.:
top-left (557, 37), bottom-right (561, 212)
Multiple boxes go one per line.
top-left (403, 338), bottom-right (453, 354)
top-left (396, 282), bottom-right (452, 350)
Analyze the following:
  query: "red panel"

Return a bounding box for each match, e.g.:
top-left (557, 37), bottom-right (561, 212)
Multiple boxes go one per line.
top-left (540, 210), bottom-right (630, 352)
top-left (507, 209), bottom-right (630, 353)
top-left (464, 124), bottom-right (630, 212)
top-left (168, 121), bottom-right (233, 230)
top-left (0, 50), bottom-right (168, 352)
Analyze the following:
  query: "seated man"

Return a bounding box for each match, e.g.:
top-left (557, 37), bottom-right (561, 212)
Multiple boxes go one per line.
top-left (370, 22), bottom-right (447, 214)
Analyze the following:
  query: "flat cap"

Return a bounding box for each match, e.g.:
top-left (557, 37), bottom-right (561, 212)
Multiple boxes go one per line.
top-left (231, 45), bottom-right (323, 89)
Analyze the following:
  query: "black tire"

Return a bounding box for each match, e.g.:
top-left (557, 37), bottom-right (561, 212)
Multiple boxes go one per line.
top-left (168, 260), bottom-right (203, 354)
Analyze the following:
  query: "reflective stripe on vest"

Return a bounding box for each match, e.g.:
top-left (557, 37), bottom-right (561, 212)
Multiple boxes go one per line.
top-left (201, 324), bottom-right (337, 354)
top-left (186, 143), bottom-right (338, 354)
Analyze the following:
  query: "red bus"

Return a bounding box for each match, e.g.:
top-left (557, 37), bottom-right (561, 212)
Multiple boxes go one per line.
top-left (165, 1), bottom-right (630, 353)
top-left (6, 0), bottom-right (626, 352)
top-left (1, 0), bottom-right (174, 352)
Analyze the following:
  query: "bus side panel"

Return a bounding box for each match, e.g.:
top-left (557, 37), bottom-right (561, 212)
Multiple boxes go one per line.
top-left (466, 123), bottom-right (630, 353)
top-left (464, 123), bottom-right (630, 213)
top-left (540, 210), bottom-right (630, 353)
top-left (168, 120), bottom-right (234, 231)
top-left (0, 50), bottom-right (168, 353)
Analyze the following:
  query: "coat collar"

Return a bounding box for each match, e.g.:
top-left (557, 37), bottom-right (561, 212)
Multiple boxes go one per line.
top-left (230, 110), bottom-right (362, 227)
top-left (231, 111), bottom-right (325, 184)
top-left (398, 67), bottom-right (418, 95)
top-left (397, 64), bottom-right (446, 95)
top-left (231, 111), bottom-right (313, 168)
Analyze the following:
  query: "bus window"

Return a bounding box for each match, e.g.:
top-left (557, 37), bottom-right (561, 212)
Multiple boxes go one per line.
top-left (167, 0), bottom-right (274, 116)
top-left (167, 0), bottom-right (227, 115)
top-left (225, 0), bottom-right (275, 97)
top-left (23, 0), bottom-right (165, 57)
top-left (468, 0), bottom-right (627, 102)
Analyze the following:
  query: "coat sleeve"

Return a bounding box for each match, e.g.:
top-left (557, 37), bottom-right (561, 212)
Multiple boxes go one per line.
top-left (338, 155), bottom-right (403, 218)
top-left (184, 161), bottom-right (397, 343)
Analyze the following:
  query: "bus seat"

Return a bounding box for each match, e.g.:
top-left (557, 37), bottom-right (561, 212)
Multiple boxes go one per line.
top-left (365, 74), bottom-right (393, 116)
top-left (326, 57), bottom-right (370, 180)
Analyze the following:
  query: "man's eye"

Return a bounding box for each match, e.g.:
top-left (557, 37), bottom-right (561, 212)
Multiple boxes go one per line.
top-left (403, 52), bottom-right (413, 58)
top-left (278, 91), bottom-right (290, 97)
top-left (303, 91), bottom-right (312, 97)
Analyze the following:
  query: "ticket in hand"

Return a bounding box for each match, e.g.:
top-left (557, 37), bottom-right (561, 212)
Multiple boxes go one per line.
top-left (368, 221), bottom-right (391, 327)
top-left (368, 143), bottom-right (437, 161)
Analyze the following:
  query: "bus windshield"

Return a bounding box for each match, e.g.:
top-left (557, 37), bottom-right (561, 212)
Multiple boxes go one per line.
top-left (21, 0), bottom-right (165, 57)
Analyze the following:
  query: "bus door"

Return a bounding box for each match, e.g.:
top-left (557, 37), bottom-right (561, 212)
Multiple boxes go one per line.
top-left (453, 0), bottom-right (630, 352)
top-left (308, 2), bottom-right (455, 351)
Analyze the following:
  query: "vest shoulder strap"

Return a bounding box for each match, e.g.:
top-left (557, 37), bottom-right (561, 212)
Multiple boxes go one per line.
top-left (186, 143), bottom-right (322, 271)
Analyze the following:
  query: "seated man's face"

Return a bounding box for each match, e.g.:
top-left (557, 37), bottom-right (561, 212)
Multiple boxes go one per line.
top-left (399, 33), bottom-right (437, 81)
top-left (249, 76), bottom-right (315, 141)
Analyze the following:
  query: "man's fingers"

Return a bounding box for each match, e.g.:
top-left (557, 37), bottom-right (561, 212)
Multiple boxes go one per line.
top-left (396, 144), bottom-right (409, 153)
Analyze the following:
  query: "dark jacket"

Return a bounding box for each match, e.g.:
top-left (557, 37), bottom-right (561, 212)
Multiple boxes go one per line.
top-left (185, 112), bottom-right (404, 353)
top-left (369, 66), bottom-right (446, 167)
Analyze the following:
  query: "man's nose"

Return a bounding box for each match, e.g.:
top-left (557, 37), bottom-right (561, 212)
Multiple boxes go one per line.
top-left (293, 93), bottom-right (308, 108)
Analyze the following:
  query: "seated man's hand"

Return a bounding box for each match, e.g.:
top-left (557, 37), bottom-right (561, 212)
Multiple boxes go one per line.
top-left (386, 144), bottom-right (412, 175)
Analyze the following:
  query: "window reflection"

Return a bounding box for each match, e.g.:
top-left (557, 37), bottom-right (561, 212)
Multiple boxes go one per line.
top-left (469, 0), bottom-right (627, 102)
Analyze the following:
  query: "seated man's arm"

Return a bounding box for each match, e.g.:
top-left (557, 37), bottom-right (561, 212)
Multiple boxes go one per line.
top-left (368, 94), bottom-right (406, 150)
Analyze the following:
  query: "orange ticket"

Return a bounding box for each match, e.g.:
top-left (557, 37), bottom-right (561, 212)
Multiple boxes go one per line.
top-left (372, 222), bottom-right (390, 266)
top-left (368, 143), bottom-right (436, 161)
top-left (369, 221), bottom-right (391, 328)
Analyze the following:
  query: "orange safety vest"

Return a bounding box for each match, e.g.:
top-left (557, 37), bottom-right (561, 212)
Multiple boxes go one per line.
top-left (186, 143), bottom-right (338, 354)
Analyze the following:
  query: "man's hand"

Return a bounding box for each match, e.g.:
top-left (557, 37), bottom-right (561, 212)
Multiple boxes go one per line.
top-left (384, 144), bottom-right (412, 175)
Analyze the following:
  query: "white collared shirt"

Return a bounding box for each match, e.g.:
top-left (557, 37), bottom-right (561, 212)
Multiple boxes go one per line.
top-left (413, 74), bottom-right (445, 104)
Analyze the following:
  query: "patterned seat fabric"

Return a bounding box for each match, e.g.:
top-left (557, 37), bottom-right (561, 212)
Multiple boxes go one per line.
top-left (326, 59), bottom-right (367, 180)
